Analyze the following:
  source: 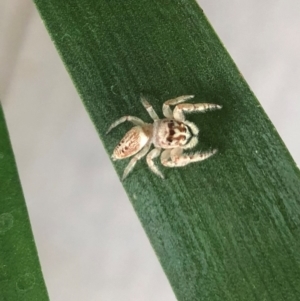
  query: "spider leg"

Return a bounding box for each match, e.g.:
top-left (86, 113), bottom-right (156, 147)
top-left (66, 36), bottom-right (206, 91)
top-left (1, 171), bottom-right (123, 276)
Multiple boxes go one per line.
top-left (173, 103), bottom-right (222, 121)
top-left (141, 96), bottom-right (159, 120)
top-left (122, 142), bottom-right (151, 180)
top-left (162, 95), bottom-right (194, 118)
top-left (146, 148), bottom-right (163, 178)
top-left (161, 148), bottom-right (217, 167)
top-left (160, 149), bottom-right (174, 166)
top-left (106, 116), bottom-right (145, 134)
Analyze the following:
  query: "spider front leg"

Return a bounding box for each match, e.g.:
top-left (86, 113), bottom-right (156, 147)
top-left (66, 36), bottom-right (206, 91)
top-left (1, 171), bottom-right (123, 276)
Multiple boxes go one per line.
top-left (122, 142), bottom-right (151, 180)
top-left (162, 95), bottom-right (194, 118)
top-left (141, 96), bottom-right (159, 121)
top-left (106, 116), bottom-right (145, 134)
top-left (161, 148), bottom-right (217, 167)
top-left (173, 103), bottom-right (222, 121)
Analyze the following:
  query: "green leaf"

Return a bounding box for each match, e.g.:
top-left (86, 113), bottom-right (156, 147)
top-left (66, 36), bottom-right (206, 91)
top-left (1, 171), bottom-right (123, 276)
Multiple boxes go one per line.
top-left (32, 1), bottom-right (300, 300)
top-left (0, 104), bottom-right (49, 301)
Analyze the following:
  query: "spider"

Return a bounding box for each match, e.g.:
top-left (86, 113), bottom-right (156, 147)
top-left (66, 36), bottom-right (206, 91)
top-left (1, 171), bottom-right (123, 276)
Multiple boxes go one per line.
top-left (106, 95), bottom-right (222, 180)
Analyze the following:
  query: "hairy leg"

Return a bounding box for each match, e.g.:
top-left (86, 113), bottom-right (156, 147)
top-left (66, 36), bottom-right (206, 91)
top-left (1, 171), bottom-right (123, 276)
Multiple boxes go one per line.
top-left (146, 148), bottom-right (163, 178)
top-left (162, 95), bottom-right (194, 118)
top-left (122, 143), bottom-right (151, 180)
top-left (141, 96), bottom-right (159, 120)
top-left (106, 116), bottom-right (145, 134)
top-left (161, 148), bottom-right (217, 167)
top-left (173, 103), bottom-right (222, 121)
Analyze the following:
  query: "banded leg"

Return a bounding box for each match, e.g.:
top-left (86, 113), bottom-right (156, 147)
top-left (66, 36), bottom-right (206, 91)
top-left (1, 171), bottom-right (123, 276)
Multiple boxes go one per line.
top-left (106, 116), bottom-right (145, 134)
top-left (162, 95), bottom-right (194, 118)
top-left (146, 148), bottom-right (163, 178)
top-left (141, 96), bottom-right (159, 120)
top-left (122, 142), bottom-right (151, 180)
top-left (161, 148), bottom-right (217, 167)
top-left (173, 103), bottom-right (222, 121)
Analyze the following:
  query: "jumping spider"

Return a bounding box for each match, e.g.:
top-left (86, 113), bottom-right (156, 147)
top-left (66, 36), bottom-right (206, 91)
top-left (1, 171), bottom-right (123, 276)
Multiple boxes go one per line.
top-left (107, 95), bottom-right (222, 180)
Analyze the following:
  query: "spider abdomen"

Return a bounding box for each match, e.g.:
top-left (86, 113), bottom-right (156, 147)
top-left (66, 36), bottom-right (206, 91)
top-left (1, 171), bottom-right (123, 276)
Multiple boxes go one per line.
top-left (112, 126), bottom-right (150, 160)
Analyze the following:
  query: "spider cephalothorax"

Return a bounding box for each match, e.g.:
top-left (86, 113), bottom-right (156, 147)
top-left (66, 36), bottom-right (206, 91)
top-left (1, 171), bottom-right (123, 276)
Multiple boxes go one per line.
top-left (107, 95), bottom-right (222, 179)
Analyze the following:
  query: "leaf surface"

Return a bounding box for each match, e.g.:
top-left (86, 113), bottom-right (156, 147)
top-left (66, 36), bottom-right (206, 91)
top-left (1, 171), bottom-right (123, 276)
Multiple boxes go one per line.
top-left (0, 104), bottom-right (49, 301)
top-left (32, 1), bottom-right (300, 300)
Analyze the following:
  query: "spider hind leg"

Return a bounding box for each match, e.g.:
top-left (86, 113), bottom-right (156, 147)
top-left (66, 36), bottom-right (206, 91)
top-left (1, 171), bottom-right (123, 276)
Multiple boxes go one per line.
top-left (161, 148), bottom-right (217, 167)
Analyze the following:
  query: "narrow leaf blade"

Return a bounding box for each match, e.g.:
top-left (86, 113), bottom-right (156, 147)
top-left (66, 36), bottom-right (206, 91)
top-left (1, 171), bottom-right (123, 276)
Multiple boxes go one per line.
top-left (0, 104), bottom-right (49, 301)
top-left (32, 1), bottom-right (300, 300)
